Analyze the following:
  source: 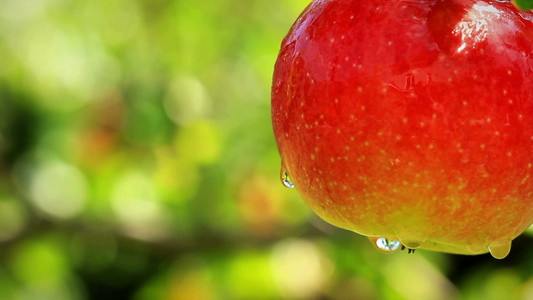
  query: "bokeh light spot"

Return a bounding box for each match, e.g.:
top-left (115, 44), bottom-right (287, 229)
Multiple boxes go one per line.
top-left (271, 239), bottom-right (334, 299)
top-left (29, 160), bottom-right (87, 219)
top-left (164, 76), bottom-right (211, 125)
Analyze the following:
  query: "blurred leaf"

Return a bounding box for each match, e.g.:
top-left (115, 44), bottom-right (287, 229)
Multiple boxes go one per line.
top-left (124, 99), bottom-right (172, 146)
top-left (175, 120), bottom-right (222, 166)
top-left (525, 224), bottom-right (533, 237)
top-left (9, 236), bottom-right (70, 285)
top-left (218, 250), bottom-right (278, 300)
top-left (514, 0), bottom-right (533, 10)
top-left (0, 195), bottom-right (28, 241)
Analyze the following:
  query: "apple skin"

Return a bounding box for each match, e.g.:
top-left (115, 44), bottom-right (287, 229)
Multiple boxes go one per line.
top-left (272, 0), bottom-right (533, 257)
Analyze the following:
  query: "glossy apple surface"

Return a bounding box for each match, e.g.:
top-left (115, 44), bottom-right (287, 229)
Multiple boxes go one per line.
top-left (272, 0), bottom-right (533, 258)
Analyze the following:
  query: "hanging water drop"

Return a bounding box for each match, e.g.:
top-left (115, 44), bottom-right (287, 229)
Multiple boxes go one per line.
top-left (395, 229), bottom-right (426, 249)
top-left (466, 242), bottom-right (487, 254)
top-left (398, 239), bottom-right (423, 249)
top-left (280, 167), bottom-right (295, 188)
top-left (369, 237), bottom-right (401, 253)
top-left (488, 241), bottom-right (512, 259)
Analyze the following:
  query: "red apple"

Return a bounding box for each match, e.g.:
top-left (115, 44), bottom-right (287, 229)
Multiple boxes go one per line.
top-left (272, 0), bottom-right (533, 258)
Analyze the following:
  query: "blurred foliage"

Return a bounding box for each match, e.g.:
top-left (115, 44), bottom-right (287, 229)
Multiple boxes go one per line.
top-left (513, 0), bottom-right (533, 10)
top-left (0, 0), bottom-right (532, 299)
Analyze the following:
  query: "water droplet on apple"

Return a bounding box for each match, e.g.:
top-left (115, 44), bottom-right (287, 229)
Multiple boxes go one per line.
top-left (369, 237), bottom-right (401, 253)
top-left (280, 167), bottom-right (295, 189)
top-left (395, 230), bottom-right (426, 249)
top-left (488, 241), bottom-right (512, 259)
top-left (399, 240), bottom-right (423, 249)
top-left (466, 242), bottom-right (487, 254)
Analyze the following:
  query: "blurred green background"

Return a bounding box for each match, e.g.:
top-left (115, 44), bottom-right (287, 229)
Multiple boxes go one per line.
top-left (0, 0), bottom-right (532, 299)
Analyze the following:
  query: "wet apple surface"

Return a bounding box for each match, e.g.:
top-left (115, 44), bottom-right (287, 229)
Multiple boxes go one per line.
top-left (272, 0), bottom-right (533, 258)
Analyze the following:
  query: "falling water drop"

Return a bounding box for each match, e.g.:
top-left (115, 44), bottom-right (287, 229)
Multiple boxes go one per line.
top-left (280, 167), bottom-right (295, 189)
top-left (488, 241), bottom-right (512, 259)
top-left (369, 237), bottom-right (401, 253)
